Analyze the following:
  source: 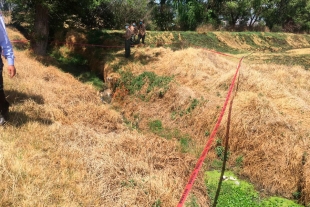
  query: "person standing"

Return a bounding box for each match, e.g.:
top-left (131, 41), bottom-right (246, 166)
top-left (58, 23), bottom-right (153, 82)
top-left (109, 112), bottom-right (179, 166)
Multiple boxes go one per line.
top-left (129, 23), bottom-right (134, 44)
top-left (138, 20), bottom-right (146, 44)
top-left (0, 11), bottom-right (16, 125)
top-left (132, 22), bottom-right (138, 44)
top-left (124, 24), bottom-right (132, 58)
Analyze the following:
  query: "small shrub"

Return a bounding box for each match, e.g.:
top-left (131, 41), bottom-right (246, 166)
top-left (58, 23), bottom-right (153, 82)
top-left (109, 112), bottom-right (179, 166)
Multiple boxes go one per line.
top-left (119, 71), bottom-right (173, 100)
top-left (152, 199), bottom-right (161, 207)
top-left (186, 99), bottom-right (199, 114)
top-left (292, 191), bottom-right (301, 200)
top-left (271, 24), bottom-right (284, 32)
top-left (186, 195), bottom-right (200, 207)
top-left (211, 159), bottom-right (223, 169)
top-left (148, 120), bottom-right (163, 134)
top-left (196, 23), bottom-right (215, 33)
top-left (180, 135), bottom-right (192, 153)
top-left (215, 146), bottom-right (230, 161)
top-left (236, 155), bottom-right (243, 167)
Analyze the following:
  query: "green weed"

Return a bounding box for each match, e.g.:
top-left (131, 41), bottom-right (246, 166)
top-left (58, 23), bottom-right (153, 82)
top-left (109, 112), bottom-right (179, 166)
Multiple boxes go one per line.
top-left (119, 71), bottom-right (173, 100)
top-left (172, 98), bottom-right (204, 118)
top-left (50, 48), bottom-right (103, 89)
top-left (148, 120), bottom-right (195, 153)
top-left (211, 159), bottom-right (223, 169)
top-left (121, 179), bottom-right (137, 188)
top-left (186, 99), bottom-right (199, 114)
top-left (260, 197), bottom-right (302, 207)
top-left (185, 195), bottom-right (200, 207)
top-left (152, 199), bottom-right (162, 207)
top-left (180, 135), bottom-right (192, 153)
top-left (205, 171), bottom-right (303, 207)
top-left (235, 155), bottom-right (243, 167)
top-left (149, 120), bottom-right (163, 134)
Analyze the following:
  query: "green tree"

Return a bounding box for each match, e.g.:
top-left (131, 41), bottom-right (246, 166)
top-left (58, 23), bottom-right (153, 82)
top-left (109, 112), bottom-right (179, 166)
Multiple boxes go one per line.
top-left (8, 0), bottom-right (108, 55)
top-left (221, 0), bottom-right (251, 28)
top-left (106, 0), bottom-right (149, 29)
top-left (261, 0), bottom-right (310, 32)
top-left (285, 0), bottom-right (310, 32)
top-left (149, 0), bottom-right (175, 30)
top-left (174, 0), bottom-right (205, 30)
top-left (248, 0), bottom-right (271, 27)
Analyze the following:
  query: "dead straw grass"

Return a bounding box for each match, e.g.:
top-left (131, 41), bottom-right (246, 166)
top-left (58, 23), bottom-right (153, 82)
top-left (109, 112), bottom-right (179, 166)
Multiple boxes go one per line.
top-left (1, 27), bottom-right (310, 206)
top-left (1, 28), bottom-right (209, 206)
top-left (112, 46), bottom-right (310, 204)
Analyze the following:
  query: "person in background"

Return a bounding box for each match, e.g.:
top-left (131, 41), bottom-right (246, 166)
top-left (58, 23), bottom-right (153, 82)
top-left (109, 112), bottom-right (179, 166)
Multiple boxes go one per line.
top-left (138, 19), bottom-right (146, 44)
top-left (129, 22), bottom-right (137, 45)
top-left (0, 11), bottom-right (16, 125)
top-left (124, 23), bottom-right (132, 58)
top-left (132, 22), bottom-right (138, 44)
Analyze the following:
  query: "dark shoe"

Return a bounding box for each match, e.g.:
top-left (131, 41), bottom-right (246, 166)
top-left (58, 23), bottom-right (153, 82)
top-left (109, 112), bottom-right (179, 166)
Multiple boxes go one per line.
top-left (0, 99), bottom-right (10, 114)
top-left (0, 114), bottom-right (6, 126)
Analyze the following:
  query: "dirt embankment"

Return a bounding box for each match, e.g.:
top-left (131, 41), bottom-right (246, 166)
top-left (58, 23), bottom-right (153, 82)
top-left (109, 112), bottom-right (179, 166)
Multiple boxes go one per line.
top-left (2, 28), bottom-right (209, 206)
top-left (3, 27), bottom-right (310, 206)
top-left (64, 29), bottom-right (310, 205)
top-left (107, 44), bottom-right (310, 205)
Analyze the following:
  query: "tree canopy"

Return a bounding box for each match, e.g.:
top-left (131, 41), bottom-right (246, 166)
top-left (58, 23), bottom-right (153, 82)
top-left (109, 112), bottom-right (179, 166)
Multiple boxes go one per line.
top-left (2, 0), bottom-right (310, 55)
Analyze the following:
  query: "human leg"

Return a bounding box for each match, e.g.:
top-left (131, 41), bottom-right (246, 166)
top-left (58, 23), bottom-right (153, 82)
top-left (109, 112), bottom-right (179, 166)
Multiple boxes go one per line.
top-left (0, 67), bottom-right (10, 125)
top-left (138, 34), bottom-right (141, 44)
top-left (125, 39), bottom-right (131, 58)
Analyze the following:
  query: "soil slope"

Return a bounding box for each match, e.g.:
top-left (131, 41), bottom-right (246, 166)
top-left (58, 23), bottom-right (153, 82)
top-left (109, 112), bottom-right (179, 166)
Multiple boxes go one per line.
top-left (1, 27), bottom-right (310, 207)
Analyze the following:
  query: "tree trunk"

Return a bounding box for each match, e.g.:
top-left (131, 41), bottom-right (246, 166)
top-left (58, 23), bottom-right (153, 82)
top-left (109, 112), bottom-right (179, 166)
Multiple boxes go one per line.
top-left (32, 3), bottom-right (49, 56)
top-left (160, 0), bottom-right (166, 12)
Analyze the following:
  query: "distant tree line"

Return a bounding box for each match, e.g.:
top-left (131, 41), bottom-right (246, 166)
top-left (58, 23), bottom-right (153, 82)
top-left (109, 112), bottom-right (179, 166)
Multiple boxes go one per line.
top-left (1, 0), bottom-right (309, 55)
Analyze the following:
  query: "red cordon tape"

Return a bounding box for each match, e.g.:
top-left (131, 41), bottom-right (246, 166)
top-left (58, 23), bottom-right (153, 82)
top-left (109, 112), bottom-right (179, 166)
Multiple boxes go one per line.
top-left (11, 39), bottom-right (123, 48)
top-left (11, 40), bottom-right (29, 43)
top-left (177, 56), bottom-right (244, 207)
top-left (194, 46), bottom-right (239, 59)
top-left (55, 41), bottom-right (123, 48)
top-left (12, 37), bottom-right (244, 205)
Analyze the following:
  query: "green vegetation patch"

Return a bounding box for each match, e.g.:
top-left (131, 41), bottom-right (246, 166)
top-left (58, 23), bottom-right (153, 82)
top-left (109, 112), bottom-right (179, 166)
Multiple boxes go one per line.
top-left (264, 54), bottom-right (310, 70)
top-left (148, 119), bottom-right (193, 153)
top-left (171, 97), bottom-right (207, 119)
top-left (145, 31), bottom-right (240, 53)
top-left (205, 170), bottom-right (303, 207)
top-left (50, 47), bottom-right (103, 89)
top-left (260, 197), bottom-right (303, 207)
top-left (247, 53), bottom-right (310, 71)
top-left (119, 71), bottom-right (173, 101)
top-left (259, 33), bottom-right (290, 50)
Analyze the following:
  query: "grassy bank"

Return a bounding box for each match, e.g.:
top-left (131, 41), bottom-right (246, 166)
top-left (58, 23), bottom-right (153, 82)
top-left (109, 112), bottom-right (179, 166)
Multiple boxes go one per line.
top-left (2, 26), bottom-right (310, 206)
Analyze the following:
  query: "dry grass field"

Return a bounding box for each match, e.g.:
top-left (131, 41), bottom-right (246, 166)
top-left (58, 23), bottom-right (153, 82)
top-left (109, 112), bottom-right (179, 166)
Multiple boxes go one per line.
top-left (1, 27), bottom-right (310, 207)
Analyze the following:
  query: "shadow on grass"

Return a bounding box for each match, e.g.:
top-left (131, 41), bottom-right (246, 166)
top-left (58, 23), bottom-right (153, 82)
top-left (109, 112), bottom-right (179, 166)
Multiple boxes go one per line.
top-left (12, 41), bottom-right (29, 51)
top-left (32, 52), bottom-right (105, 90)
top-left (7, 111), bottom-right (53, 127)
top-left (6, 89), bottom-right (45, 105)
top-left (4, 90), bottom-right (52, 127)
top-left (133, 51), bottom-right (162, 65)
